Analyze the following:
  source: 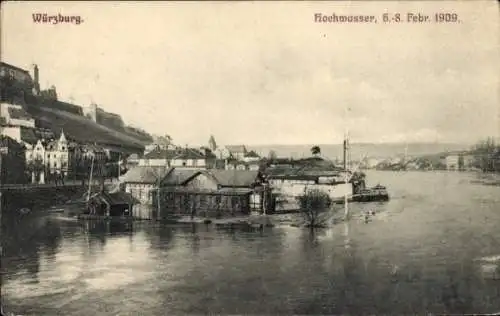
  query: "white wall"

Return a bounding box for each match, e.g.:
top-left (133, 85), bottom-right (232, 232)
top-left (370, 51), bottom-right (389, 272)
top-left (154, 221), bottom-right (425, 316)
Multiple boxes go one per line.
top-left (171, 158), bottom-right (206, 168)
top-left (126, 183), bottom-right (154, 204)
top-left (139, 158), bottom-right (168, 166)
top-left (271, 181), bottom-right (353, 200)
top-left (0, 126), bottom-right (22, 142)
top-left (0, 103), bottom-right (36, 128)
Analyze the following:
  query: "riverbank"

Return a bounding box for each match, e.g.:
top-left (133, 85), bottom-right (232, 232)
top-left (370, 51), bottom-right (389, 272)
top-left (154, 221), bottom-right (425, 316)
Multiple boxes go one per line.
top-left (0, 180), bottom-right (119, 214)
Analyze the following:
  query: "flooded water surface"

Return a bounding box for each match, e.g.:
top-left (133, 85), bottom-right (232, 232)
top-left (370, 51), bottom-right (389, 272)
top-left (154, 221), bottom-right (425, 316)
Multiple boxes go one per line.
top-left (2, 171), bottom-right (500, 315)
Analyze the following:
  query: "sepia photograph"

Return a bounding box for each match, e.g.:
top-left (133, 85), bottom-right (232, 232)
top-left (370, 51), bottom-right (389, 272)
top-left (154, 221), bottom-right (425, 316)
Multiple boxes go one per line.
top-left (1, 1), bottom-right (499, 315)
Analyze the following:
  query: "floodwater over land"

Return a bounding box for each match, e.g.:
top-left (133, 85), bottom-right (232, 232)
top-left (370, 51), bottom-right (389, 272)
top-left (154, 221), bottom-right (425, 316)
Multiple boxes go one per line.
top-left (2, 171), bottom-right (500, 315)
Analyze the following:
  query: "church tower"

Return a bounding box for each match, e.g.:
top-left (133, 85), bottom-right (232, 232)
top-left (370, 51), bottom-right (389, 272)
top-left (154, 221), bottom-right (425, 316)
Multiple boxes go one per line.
top-left (58, 129), bottom-right (68, 151)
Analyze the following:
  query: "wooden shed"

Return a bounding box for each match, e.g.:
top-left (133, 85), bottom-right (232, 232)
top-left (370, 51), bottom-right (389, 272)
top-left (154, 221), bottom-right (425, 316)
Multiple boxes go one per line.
top-left (87, 191), bottom-right (137, 217)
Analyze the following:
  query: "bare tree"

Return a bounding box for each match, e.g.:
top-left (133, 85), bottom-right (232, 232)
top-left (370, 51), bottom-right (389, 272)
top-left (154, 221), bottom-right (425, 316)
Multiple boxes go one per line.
top-left (472, 137), bottom-right (499, 172)
top-left (268, 149), bottom-right (278, 161)
top-left (296, 189), bottom-right (334, 228)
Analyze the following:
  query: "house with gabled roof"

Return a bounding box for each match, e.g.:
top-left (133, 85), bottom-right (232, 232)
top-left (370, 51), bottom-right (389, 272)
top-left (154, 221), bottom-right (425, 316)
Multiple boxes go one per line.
top-left (171, 147), bottom-right (207, 169)
top-left (120, 165), bottom-right (171, 204)
top-left (225, 145), bottom-right (248, 160)
top-left (139, 146), bottom-right (210, 169)
top-left (155, 169), bottom-right (267, 218)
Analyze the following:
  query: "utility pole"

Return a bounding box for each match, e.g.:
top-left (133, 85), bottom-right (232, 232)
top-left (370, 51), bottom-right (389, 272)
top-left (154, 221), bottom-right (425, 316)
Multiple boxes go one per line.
top-left (343, 104), bottom-right (350, 220)
top-left (0, 150), bottom-right (4, 238)
top-left (118, 152), bottom-right (121, 179)
top-left (0, 146), bottom-right (8, 265)
top-left (343, 134), bottom-right (349, 220)
top-left (87, 154), bottom-right (95, 201)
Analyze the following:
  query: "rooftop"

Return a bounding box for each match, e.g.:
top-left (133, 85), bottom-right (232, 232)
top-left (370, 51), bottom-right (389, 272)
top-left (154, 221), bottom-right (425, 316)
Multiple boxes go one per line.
top-left (0, 62), bottom-right (31, 75)
top-left (160, 168), bottom-right (199, 186)
top-left (120, 166), bottom-right (170, 184)
top-left (226, 145), bottom-right (247, 153)
top-left (197, 169), bottom-right (261, 187)
top-left (89, 191), bottom-right (139, 206)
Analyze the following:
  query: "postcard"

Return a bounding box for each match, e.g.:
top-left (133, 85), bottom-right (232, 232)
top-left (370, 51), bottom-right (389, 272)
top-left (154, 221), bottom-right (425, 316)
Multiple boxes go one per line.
top-left (1, 1), bottom-right (499, 315)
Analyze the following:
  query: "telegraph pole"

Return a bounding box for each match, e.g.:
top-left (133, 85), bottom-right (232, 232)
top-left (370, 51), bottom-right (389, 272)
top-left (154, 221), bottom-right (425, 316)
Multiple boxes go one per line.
top-left (343, 133), bottom-right (349, 220)
top-left (343, 104), bottom-right (350, 220)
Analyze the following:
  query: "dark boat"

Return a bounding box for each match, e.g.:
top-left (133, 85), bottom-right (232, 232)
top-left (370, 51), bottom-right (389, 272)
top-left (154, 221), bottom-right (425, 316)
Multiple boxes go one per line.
top-left (352, 184), bottom-right (389, 202)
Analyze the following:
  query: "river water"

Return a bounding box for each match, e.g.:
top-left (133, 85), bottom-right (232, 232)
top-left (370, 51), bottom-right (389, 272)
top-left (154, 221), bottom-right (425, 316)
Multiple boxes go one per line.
top-left (2, 171), bottom-right (500, 315)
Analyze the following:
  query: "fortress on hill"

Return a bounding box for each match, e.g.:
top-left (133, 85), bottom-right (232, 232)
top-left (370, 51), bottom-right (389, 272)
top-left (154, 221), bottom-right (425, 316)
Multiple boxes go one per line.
top-left (0, 61), bottom-right (152, 154)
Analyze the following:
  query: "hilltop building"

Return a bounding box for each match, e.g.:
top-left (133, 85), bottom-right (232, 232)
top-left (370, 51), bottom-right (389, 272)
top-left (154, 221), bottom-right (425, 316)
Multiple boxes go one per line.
top-left (1, 61), bottom-right (149, 156)
top-left (0, 62), bottom-right (38, 104)
top-left (83, 102), bottom-right (125, 131)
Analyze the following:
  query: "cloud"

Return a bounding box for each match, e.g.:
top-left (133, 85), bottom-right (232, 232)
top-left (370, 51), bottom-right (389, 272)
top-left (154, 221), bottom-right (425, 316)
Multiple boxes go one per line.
top-left (1, 1), bottom-right (498, 145)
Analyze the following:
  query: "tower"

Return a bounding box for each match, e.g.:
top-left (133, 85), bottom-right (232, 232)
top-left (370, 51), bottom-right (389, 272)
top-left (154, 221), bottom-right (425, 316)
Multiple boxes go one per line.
top-left (58, 129), bottom-right (69, 175)
top-left (208, 135), bottom-right (217, 151)
top-left (31, 64), bottom-right (40, 95)
top-left (58, 129), bottom-right (67, 151)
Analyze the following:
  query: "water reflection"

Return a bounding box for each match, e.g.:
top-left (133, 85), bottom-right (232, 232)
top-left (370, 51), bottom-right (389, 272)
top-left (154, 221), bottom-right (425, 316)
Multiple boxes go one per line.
top-left (1, 171), bottom-right (500, 315)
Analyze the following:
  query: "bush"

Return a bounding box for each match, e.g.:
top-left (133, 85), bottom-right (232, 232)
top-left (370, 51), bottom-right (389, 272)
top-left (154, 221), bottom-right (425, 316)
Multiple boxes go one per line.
top-left (296, 189), bottom-right (333, 228)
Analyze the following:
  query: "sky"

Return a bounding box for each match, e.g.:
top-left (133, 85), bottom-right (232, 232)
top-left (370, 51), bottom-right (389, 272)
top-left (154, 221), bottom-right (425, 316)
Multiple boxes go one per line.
top-left (1, 1), bottom-right (498, 146)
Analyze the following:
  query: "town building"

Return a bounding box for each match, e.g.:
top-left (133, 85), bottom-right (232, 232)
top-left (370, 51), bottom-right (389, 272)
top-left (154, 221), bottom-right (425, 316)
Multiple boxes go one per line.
top-left (120, 166), bottom-right (171, 205)
top-left (23, 130), bottom-right (82, 183)
top-left (0, 102), bottom-right (35, 128)
top-left (266, 161), bottom-right (356, 211)
top-left (138, 146), bottom-right (212, 169)
top-left (361, 157), bottom-right (383, 169)
top-left (225, 159), bottom-right (261, 171)
top-left (0, 102), bottom-right (40, 147)
top-left (155, 169), bottom-right (267, 218)
top-left (125, 153), bottom-right (140, 169)
top-left (0, 62), bottom-right (38, 103)
top-left (83, 102), bottom-right (125, 131)
top-left (170, 148), bottom-right (207, 168)
top-left (225, 145), bottom-right (248, 160)
top-left (2, 61), bottom-right (147, 158)
top-left (86, 191), bottom-right (137, 217)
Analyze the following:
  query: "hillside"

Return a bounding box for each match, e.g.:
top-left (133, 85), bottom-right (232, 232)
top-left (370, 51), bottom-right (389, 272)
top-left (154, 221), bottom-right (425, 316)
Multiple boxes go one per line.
top-left (247, 143), bottom-right (472, 160)
top-left (26, 104), bottom-right (145, 152)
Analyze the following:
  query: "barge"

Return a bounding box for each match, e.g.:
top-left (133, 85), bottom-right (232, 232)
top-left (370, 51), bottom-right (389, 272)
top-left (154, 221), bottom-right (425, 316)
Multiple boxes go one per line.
top-left (352, 184), bottom-right (389, 202)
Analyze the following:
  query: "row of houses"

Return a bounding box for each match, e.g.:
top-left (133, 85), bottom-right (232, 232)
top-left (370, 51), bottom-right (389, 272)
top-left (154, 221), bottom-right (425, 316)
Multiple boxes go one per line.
top-left (119, 167), bottom-right (270, 219)
top-left (362, 152), bottom-right (479, 171)
top-left (126, 143), bottom-right (262, 171)
top-left (117, 155), bottom-right (360, 219)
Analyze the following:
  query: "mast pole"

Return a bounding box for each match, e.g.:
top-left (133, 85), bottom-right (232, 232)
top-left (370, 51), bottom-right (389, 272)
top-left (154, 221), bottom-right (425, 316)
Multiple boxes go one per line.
top-left (118, 152), bottom-right (121, 179)
top-left (344, 106), bottom-right (349, 220)
top-left (87, 154), bottom-right (94, 201)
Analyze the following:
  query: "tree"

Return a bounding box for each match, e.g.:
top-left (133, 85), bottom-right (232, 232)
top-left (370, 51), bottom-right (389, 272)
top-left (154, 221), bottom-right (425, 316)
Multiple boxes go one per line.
top-left (311, 146), bottom-right (321, 156)
top-left (155, 134), bottom-right (173, 148)
top-left (296, 189), bottom-right (333, 228)
top-left (268, 149), bottom-right (278, 161)
top-left (26, 158), bottom-right (44, 183)
top-left (471, 137), bottom-right (499, 172)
